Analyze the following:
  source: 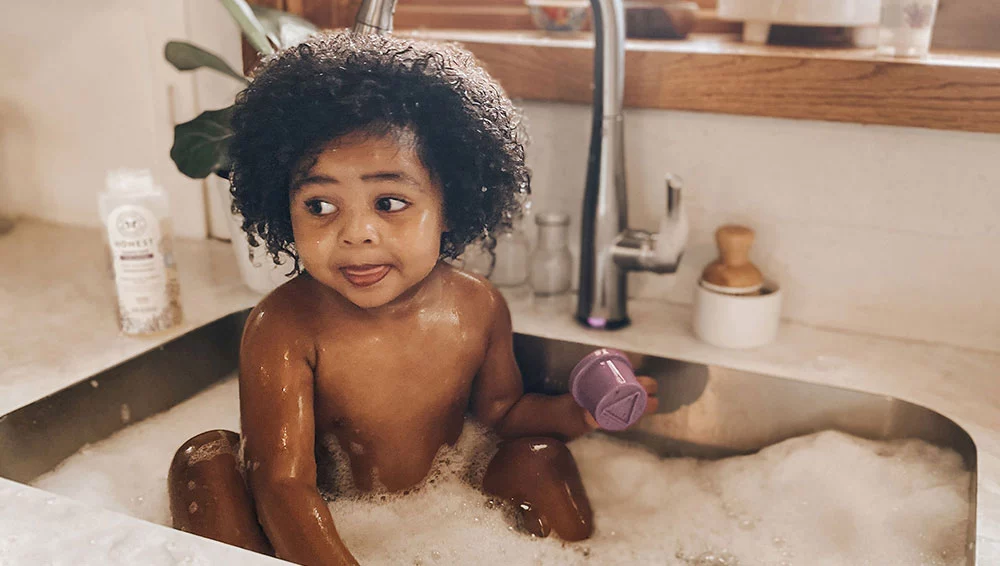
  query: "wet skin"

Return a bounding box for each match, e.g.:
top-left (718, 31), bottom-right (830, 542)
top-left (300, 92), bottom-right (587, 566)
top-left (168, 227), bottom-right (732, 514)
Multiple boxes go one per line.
top-left (167, 132), bottom-right (659, 565)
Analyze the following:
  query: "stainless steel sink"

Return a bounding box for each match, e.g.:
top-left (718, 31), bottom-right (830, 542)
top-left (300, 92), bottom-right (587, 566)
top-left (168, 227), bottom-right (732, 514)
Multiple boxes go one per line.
top-left (0, 309), bottom-right (978, 563)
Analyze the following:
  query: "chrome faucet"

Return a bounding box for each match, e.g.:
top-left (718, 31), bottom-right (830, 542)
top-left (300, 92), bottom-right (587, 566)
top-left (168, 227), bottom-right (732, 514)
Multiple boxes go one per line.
top-left (353, 0), bottom-right (687, 330)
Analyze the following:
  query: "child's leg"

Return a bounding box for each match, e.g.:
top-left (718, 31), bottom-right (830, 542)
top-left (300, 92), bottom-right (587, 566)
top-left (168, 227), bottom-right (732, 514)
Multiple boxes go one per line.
top-left (482, 437), bottom-right (594, 541)
top-left (168, 430), bottom-right (273, 555)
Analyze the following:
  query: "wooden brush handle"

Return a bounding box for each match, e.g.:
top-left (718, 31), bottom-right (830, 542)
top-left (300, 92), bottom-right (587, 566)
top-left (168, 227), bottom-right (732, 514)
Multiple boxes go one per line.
top-left (701, 225), bottom-right (763, 291)
top-left (716, 225), bottom-right (755, 266)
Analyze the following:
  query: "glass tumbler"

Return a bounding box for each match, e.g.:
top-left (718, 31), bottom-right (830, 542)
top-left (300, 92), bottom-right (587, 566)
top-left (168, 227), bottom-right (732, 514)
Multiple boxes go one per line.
top-left (878, 0), bottom-right (940, 57)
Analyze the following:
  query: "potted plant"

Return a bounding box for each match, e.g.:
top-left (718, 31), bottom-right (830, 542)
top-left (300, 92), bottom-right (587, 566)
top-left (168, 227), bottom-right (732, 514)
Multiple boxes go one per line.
top-left (164, 0), bottom-right (317, 293)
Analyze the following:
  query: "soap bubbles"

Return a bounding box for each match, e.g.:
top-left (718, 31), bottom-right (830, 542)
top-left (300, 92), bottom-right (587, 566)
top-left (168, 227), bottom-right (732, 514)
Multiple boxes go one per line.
top-left (31, 377), bottom-right (970, 566)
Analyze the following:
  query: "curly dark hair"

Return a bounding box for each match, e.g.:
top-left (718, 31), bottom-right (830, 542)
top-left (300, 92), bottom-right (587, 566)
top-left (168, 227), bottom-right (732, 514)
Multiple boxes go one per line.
top-left (228, 30), bottom-right (530, 270)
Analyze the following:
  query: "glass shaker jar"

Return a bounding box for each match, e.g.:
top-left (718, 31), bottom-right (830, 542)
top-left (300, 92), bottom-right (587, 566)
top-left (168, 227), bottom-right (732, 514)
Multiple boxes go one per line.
top-left (455, 234), bottom-right (496, 278)
top-left (490, 227), bottom-right (531, 287)
top-left (529, 212), bottom-right (573, 296)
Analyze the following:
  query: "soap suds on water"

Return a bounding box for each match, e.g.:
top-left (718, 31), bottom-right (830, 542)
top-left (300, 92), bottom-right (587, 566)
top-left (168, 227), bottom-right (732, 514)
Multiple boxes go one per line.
top-left (32, 375), bottom-right (971, 565)
top-left (33, 376), bottom-right (241, 526)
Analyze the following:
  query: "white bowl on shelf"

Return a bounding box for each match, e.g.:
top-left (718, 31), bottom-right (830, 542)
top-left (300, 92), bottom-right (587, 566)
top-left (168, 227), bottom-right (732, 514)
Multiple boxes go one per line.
top-left (718, 0), bottom-right (882, 45)
top-left (524, 0), bottom-right (591, 33)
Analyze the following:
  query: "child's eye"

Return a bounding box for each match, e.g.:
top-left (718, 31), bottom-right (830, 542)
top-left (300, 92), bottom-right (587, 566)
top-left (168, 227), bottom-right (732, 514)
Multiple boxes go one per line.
top-left (305, 199), bottom-right (337, 216)
top-left (376, 197), bottom-right (409, 213)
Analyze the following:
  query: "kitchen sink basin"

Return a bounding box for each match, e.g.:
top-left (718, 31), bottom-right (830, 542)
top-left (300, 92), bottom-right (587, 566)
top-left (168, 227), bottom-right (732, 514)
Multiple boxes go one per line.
top-left (0, 309), bottom-right (978, 563)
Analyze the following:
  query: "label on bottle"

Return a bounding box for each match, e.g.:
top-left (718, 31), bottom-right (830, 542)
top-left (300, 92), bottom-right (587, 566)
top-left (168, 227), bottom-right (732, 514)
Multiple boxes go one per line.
top-left (106, 204), bottom-right (180, 334)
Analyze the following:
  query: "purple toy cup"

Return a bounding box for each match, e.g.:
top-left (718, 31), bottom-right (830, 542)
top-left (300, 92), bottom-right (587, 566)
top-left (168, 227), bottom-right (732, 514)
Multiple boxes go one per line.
top-left (569, 348), bottom-right (647, 431)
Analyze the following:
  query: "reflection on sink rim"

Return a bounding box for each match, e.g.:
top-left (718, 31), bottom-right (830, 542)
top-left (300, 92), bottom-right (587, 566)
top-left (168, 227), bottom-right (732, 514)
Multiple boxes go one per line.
top-left (0, 310), bottom-right (980, 564)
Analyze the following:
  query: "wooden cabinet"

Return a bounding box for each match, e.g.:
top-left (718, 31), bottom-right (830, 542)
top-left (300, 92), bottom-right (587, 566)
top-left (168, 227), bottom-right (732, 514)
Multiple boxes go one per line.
top-left (250, 0), bottom-right (531, 30)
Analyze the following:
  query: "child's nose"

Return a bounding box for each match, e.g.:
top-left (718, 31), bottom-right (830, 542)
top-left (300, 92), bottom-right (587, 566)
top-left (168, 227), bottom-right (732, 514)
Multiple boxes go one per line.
top-left (339, 212), bottom-right (380, 246)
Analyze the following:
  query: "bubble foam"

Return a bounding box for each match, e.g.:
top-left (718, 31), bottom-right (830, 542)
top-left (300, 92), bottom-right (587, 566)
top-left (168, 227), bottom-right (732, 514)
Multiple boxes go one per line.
top-left (33, 376), bottom-right (971, 565)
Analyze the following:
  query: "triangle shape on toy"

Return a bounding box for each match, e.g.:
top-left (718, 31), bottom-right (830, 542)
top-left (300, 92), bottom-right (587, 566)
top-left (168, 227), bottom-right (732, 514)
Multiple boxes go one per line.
top-left (602, 392), bottom-right (640, 426)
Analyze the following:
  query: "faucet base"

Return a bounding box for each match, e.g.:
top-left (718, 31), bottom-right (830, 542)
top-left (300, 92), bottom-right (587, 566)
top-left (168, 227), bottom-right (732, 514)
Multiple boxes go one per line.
top-left (576, 315), bottom-right (631, 330)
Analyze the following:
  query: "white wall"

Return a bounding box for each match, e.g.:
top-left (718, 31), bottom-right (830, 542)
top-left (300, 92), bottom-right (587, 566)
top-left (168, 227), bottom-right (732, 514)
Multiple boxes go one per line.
top-left (0, 0), bottom-right (244, 239)
top-left (520, 102), bottom-right (1000, 353)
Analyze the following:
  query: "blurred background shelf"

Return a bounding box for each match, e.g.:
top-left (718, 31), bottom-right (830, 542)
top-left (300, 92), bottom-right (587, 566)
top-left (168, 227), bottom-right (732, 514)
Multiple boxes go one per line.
top-left (413, 30), bottom-right (1000, 134)
top-left (247, 1), bottom-right (1000, 133)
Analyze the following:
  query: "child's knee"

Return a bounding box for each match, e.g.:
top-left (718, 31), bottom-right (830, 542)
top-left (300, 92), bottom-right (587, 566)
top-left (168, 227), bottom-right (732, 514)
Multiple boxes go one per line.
top-left (482, 437), bottom-right (594, 541)
top-left (167, 430), bottom-right (272, 554)
top-left (168, 429), bottom-right (244, 527)
top-left (170, 430), bottom-right (241, 472)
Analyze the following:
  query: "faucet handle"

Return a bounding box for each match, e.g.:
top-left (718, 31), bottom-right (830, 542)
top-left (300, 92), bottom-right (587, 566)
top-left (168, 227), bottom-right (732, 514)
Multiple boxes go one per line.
top-left (609, 174), bottom-right (689, 274)
top-left (666, 174), bottom-right (683, 219)
top-left (656, 174), bottom-right (688, 267)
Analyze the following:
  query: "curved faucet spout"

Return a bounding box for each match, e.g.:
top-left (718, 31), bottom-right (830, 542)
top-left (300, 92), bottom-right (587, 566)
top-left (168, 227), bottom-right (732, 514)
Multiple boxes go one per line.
top-left (352, 0), bottom-right (397, 34)
top-left (354, 0), bottom-right (643, 330)
top-left (577, 0), bottom-right (629, 329)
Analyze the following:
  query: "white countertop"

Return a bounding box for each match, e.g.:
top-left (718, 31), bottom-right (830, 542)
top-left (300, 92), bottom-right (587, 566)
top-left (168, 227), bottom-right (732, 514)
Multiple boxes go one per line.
top-left (1, 220), bottom-right (997, 565)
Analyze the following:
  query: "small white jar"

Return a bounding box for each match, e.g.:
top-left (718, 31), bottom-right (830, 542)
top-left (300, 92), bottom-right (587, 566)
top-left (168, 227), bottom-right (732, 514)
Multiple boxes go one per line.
top-left (693, 279), bottom-right (783, 349)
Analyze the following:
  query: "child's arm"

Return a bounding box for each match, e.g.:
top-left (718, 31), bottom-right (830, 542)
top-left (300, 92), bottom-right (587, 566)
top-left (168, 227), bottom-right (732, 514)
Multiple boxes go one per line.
top-left (470, 287), bottom-right (658, 441)
top-left (239, 301), bottom-right (359, 566)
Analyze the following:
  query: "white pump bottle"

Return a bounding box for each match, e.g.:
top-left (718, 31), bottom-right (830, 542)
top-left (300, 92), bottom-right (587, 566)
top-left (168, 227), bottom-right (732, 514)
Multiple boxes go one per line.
top-left (98, 169), bottom-right (183, 335)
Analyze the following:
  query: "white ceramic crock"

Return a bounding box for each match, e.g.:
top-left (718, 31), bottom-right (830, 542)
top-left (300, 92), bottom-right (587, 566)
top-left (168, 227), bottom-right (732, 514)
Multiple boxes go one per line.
top-left (693, 279), bottom-right (783, 349)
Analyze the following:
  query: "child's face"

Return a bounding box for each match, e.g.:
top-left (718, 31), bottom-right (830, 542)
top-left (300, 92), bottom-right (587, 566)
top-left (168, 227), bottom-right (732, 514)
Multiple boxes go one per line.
top-left (290, 130), bottom-right (445, 309)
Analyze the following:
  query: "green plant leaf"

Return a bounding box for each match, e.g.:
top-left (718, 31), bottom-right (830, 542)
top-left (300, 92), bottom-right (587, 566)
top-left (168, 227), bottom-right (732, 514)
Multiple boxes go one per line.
top-left (164, 41), bottom-right (248, 83)
top-left (250, 4), bottom-right (320, 49)
top-left (219, 0), bottom-right (275, 56)
top-left (170, 107), bottom-right (234, 179)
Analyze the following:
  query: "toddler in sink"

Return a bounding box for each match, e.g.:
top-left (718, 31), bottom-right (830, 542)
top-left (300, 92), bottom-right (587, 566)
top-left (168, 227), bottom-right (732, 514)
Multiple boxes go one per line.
top-left (167, 31), bottom-right (657, 566)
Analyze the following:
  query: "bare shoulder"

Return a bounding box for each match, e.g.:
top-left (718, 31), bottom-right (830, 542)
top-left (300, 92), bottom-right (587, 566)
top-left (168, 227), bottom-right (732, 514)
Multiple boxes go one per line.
top-left (241, 275), bottom-right (322, 352)
top-left (437, 263), bottom-right (509, 323)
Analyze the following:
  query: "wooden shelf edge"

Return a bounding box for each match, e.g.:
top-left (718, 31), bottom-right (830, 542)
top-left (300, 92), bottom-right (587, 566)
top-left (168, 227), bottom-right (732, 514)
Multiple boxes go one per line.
top-left (407, 31), bottom-right (1000, 135)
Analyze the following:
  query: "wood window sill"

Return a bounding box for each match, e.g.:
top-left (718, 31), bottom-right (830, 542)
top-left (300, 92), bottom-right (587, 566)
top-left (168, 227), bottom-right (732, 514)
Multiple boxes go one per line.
top-left (403, 30), bottom-right (1000, 134)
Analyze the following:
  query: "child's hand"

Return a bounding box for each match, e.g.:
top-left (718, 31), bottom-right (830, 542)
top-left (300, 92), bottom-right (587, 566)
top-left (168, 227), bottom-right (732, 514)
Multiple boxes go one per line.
top-left (637, 375), bottom-right (660, 417)
top-left (581, 376), bottom-right (660, 430)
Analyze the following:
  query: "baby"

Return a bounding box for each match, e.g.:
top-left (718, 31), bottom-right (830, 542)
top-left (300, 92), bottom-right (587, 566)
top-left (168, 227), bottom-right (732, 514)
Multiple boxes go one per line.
top-left (167, 31), bottom-right (657, 566)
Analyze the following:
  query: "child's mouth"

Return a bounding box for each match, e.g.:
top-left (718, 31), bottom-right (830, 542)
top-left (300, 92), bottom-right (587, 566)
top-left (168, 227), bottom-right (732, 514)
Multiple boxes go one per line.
top-left (340, 264), bottom-right (391, 288)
